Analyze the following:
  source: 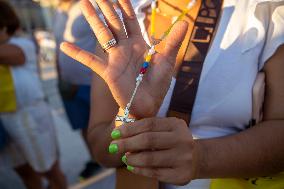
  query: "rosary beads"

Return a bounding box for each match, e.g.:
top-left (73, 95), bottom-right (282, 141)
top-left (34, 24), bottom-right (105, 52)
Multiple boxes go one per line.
top-left (112, 0), bottom-right (197, 166)
top-left (115, 0), bottom-right (196, 126)
top-left (115, 46), bottom-right (155, 124)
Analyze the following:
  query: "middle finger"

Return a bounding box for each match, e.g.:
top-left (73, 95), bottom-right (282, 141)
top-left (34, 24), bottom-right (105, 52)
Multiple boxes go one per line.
top-left (96, 0), bottom-right (127, 40)
top-left (80, 0), bottom-right (114, 48)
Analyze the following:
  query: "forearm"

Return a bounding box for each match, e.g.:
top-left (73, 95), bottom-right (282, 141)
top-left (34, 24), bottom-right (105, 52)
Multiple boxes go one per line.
top-left (0, 55), bottom-right (12, 65)
top-left (88, 73), bottom-right (125, 167)
top-left (194, 120), bottom-right (284, 179)
top-left (0, 44), bottom-right (25, 66)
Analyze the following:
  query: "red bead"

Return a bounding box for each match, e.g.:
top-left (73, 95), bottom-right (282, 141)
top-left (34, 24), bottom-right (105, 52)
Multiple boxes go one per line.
top-left (140, 68), bottom-right (147, 74)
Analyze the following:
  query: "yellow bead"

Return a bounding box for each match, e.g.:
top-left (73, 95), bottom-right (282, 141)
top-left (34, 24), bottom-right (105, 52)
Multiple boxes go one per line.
top-left (182, 9), bottom-right (190, 15)
top-left (145, 54), bottom-right (152, 62)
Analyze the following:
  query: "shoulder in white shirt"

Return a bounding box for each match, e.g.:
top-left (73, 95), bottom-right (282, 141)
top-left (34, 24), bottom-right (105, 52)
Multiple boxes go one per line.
top-left (131, 0), bottom-right (284, 140)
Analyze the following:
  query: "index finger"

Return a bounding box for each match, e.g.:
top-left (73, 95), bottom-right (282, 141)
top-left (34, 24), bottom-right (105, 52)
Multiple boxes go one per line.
top-left (113, 117), bottom-right (176, 139)
top-left (60, 42), bottom-right (106, 76)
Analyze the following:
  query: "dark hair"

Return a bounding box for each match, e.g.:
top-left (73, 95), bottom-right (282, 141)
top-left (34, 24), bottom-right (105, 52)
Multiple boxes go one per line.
top-left (0, 0), bottom-right (20, 36)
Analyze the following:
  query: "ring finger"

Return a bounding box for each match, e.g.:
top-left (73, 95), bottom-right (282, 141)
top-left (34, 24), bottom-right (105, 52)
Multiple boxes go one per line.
top-left (131, 167), bottom-right (178, 184)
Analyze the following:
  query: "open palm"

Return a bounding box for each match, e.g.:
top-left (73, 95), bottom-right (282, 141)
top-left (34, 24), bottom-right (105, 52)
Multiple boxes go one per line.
top-left (61, 0), bottom-right (188, 118)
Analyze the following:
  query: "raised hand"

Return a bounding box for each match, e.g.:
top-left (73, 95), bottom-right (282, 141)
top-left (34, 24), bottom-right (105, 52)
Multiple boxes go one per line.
top-left (60, 0), bottom-right (188, 118)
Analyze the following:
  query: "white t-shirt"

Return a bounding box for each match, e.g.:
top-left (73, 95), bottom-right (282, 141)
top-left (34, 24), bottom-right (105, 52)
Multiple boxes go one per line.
top-left (55, 2), bottom-right (96, 85)
top-left (9, 37), bottom-right (45, 108)
top-left (132, 0), bottom-right (284, 188)
top-left (133, 0), bottom-right (284, 137)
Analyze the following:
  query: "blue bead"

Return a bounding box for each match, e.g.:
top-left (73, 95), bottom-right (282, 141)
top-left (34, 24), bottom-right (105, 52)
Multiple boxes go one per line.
top-left (143, 62), bottom-right (149, 69)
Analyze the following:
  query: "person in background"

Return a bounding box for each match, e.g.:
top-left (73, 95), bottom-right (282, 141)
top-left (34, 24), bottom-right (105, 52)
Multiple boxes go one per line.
top-left (53, 0), bottom-right (101, 181)
top-left (0, 119), bottom-right (8, 151)
top-left (0, 1), bottom-right (66, 189)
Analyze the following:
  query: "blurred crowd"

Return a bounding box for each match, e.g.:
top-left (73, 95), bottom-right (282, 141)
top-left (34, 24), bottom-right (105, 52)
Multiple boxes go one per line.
top-left (0, 0), bottom-right (101, 188)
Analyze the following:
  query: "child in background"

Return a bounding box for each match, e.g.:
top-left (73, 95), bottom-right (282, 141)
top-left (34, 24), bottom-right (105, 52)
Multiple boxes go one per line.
top-left (0, 1), bottom-right (66, 189)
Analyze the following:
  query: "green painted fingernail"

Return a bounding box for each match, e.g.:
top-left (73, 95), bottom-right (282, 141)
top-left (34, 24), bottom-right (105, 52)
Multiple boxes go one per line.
top-left (127, 165), bottom-right (134, 172)
top-left (122, 155), bottom-right (127, 164)
top-left (108, 144), bottom-right (118, 154)
top-left (111, 130), bottom-right (121, 140)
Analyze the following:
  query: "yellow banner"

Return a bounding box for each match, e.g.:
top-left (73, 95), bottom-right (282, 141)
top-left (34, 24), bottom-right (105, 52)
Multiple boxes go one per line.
top-left (0, 65), bottom-right (17, 112)
top-left (211, 172), bottom-right (284, 189)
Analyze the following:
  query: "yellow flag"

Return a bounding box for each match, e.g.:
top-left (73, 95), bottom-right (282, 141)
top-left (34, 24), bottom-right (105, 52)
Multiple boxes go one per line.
top-left (0, 65), bottom-right (17, 112)
top-left (211, 172), bottom-right (284, 189)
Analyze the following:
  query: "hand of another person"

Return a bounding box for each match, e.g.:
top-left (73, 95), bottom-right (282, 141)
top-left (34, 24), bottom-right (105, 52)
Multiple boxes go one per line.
top-left (109, 117), bottom-right (197, 185)
top-left (60, 0), bottom-right (188, 118)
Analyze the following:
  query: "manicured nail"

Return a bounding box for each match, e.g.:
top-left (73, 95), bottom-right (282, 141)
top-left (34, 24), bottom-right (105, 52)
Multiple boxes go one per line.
top-left (127, 165), bottom-right (134, 172)
top-left (111, 130), bottom-right (121, 140)
top-left (122, 155), bottom-right (127, 164)
top-left (108, 144), bottom-right (118, 154)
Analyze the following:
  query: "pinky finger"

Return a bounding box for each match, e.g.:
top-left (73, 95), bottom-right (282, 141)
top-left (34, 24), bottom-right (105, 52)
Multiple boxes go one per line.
top-left (60, 42), bottom-right (106, 76)
top-left (130, 167), bottom-right (176, 184)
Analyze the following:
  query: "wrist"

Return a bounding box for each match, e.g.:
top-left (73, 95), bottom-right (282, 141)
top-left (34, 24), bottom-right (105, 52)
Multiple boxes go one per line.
top-left (192, 139), bottom-right (208, 179)
top-left (115, 107), bottom-right (137, 127)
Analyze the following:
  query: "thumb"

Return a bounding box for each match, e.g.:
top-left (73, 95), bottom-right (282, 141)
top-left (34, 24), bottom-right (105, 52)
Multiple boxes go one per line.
top-left (163, 21), bottom-right (188, 62)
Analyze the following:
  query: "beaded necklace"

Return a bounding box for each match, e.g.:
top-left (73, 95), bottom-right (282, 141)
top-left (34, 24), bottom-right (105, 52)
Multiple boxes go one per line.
top-left (115, 0), bottom-right (197, 124)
